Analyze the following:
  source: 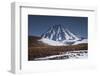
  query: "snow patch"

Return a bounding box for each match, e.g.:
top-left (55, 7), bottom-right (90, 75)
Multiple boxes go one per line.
top-left (34, 50), bottom-right (88, 60)
top-left (73, 39), bottom-right (87, 45)
top-left (39, 38), bottom-right (67, 46)
top-left (39, 38), bottom-right (87, 46)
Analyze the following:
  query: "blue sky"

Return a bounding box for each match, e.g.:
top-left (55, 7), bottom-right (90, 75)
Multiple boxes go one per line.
top-left (28, 15), bottom-right (88, 38)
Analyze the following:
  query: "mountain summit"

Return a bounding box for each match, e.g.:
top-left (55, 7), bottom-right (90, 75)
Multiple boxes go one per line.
top-left (41, 24), bottom-right (79, 41)
top-left (39, 24), bottom-right (87, 46)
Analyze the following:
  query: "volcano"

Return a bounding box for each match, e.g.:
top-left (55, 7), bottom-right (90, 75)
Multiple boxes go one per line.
top-left (39, 24), bottom-right (87, 46)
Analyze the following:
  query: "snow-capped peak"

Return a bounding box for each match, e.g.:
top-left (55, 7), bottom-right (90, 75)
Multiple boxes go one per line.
top-left (41, 24), bottom-right (79, 42)
top-left (39, 24), bottom-right (87, 46)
